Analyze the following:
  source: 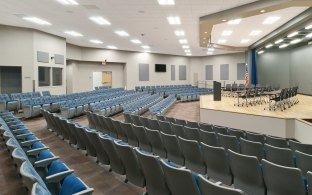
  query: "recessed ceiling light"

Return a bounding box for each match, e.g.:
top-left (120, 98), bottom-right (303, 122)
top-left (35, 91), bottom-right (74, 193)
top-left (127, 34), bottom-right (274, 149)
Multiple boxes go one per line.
top-left (279, 44), bottom-right (288, 48)
top-left (208, 48), bottom-right (214, 51)
top-left (107, 45), bottom-right (117, 49)
top-left (222, 19), bottom-right (227, 22)
top-left (184, 50), bottom-right (191, 53)
top-left (222, 30), bottom-right (232, 36)
top-left (240, 39), bottom-right (250, 43)
top-left (206, 51), bottom-right (213, 55)
top-left (204, 32), bottom-right (208, 34)
top-left (143, 50), bottom-right (151, 53)
top-left (290, 39), bottom-right (302, 44)
top-left (305, 24), bottom-right (312, 30)
top-left (64, 31), bottom-right (83, 37)
top-left (89, 16), bottom-right (111, 25)
top-left (249, 30), bottom-right (262, 36)
top-left (260, 10), bottom-right (266, 13)
top-left (287, 31), bottom-right (298, 38)
top-left (158, 0), bottom-right (175, 5)
top-left (22, 17), bottom-right (51, 25)
top-left (131, 39), bottom-right (142, 44)
top-left (167, 16), bottom-right (181, 25)
top-left (174, 30), bottom-right (185, 36)
top-left (179, 39), bottom-right (188, 44)
top-left (227, 18), bottom-right (241, 25)
top-left (186, 53), bottom-right (192, 56)
top-left (218, 39), bottom-right (227, 44)
top-left (263, 16), bottom-right (280, 24)
top-left (115, 30), bottom-right (129, 37)
top-left (56, 0), bottom-right (78, 5)
top-left (274, 39), bottom-right (283, 44)
top-left (182, 45), bottom-right (189, 49)
top-left (265, 44), bottom-right (273, 48)
top-left (306, 32), bottom-right (312, 38)
top-left (90, 40), bottom-right (103, 44)
top-left (141, 45), bottom-right (150, 49)
top-left (258, 50), bottom-right (264, 54)
top-left (203, 37), bottom-right (207, 40)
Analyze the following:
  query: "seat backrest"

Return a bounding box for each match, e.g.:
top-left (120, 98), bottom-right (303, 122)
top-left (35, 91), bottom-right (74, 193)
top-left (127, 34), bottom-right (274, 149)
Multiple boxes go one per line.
top-left (166, 117), bottom-right (176, 124)
top-left (240, 138), bottom-right (264, 161)
top-left (120, 122), bottom-right (138, 147)
top-left (130, 114), bottom-right (142, 126)
top-left (199, 123), bottom-right (213, 132)
top-left (218, 133), bottom-right (240, 153)
top-left (31, 182), bottom-right (51, 195)
top-left (148, 119), bottom-right (161, 130)
top-left (175, 118), bottom-right (187, 126)
top-left (213, 126), bottom-right (228, 135)
top-left (289, 140), bottom-right (312, 155)
top-left (183, 126), bottom-right (200, 142)
top-left (228, 128), bottom-right (245, 139)
top-left (171, 123), bottom-right (185, 138)
top-left (139, 117), bottom-right (151, 129)
top-left (266, 135), bottom-right (288, 148)
top-left (295, 150), bottom-right (312, 177)
top-left (145, 128), bottom-right (167, 158)
top-left (199, 129), bottom-right (219, 147)
top-left (160, 159), bottom-right (201, 195)
top-left (123, 113), bottom-right (132, 123)
top-left (264, 144), bottom-right (295, 167)
top-left (160, 132), bottom-right (184, 166)
top-left (179, 137), bottom-right (205, 174)
top-left (200, 142), bottom-right (232, 185)
top-left (245, 131), bottom-right (265, 144)
top-left (111, 119), bottom-right (127, 143)
top-left (186, 121), bottom-right (199, 129)
top-left (114, 141), bottom-right (145, 187)
top-left (308, 171), bottom-right (312, 195)
top-left (158, 120), bottom-right (173, 134)
top-left (156, 115), bottom-right (166, 122)
top-left (228, 150), bottom-right (265, 195)
top-left (198, 175), bottom-right (243, 195)
top-left (131, 124), bottom-right (152, 152)
top-left (261, 159), bottom-right (306, 195)
top-left (135, 148), bottom-right (170, 195)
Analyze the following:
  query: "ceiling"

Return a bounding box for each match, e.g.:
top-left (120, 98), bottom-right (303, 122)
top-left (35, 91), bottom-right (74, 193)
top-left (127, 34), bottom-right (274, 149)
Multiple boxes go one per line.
top-left (0, 0), bottom-right (308, 56)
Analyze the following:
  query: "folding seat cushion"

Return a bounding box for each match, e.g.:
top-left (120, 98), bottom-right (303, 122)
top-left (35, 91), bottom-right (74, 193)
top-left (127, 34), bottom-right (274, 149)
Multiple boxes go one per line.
top-left (59, 175), bottom-right (94, 195)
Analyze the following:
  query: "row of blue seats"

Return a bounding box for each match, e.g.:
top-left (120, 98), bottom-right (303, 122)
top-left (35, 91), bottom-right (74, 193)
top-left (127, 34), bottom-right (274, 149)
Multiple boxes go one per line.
top-left (0, 112), bottom-right (93, 195)
top-left (94, 86), bottom-right (111, 90)
top-left (91, 92), bottom-right (151, 116)
top-left (123, 94), bottom-right (163, 115)
top-left (60, 90), bottom-right (133, 119)
top-left (135, 84), bottom-right (192, 91)
top-left (178, 90), bottom-right (213, 102)
top-left (149, 95), bottom-right (176, 115)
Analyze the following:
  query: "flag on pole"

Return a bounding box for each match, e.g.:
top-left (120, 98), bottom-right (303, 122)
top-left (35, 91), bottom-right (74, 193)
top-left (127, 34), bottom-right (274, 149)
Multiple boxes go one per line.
top-left (245, 64), bottom-right (249, 87)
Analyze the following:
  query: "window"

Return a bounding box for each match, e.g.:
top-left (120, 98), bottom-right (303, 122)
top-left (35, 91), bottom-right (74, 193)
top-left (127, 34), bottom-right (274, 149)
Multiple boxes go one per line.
top-left (38, 67), bottom-right (51, 86)
top-left (52, 68), bottom-right (63, 86)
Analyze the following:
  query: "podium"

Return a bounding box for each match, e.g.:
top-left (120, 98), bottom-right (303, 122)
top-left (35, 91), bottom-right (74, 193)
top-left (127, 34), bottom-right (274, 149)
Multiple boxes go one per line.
top-left (213, 81), bottom-right (221, 101)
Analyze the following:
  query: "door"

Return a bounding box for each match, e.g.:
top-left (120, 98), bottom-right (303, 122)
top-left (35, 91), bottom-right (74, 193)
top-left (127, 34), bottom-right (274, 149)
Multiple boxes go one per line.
top-left (92, 72), bottom-right (102, 90)
top-left (193, 72), bottom-right (198, 86)
top-left (102, 71), bottom-right (112, 87)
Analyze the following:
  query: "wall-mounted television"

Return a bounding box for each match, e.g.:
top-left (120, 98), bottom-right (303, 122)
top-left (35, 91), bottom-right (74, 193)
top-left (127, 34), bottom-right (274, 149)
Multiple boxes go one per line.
top-left (155, 64), bottom-right (166, 72)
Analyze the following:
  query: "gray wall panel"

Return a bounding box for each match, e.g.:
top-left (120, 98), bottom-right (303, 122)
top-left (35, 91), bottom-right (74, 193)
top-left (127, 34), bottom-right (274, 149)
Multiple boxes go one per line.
top-left (54, 54), bottom-right (64, 65)
top-left (220, 64), bottom-right (229, 80)
top-left (139, 63), bottom-right (149, 81)
top-left (171, 65), bottom-right (175, 80)
top-left (37, 51), bottom-right (49, 63)
top-left (205, 65), bottom-right (213, 80)
top-left (237, 63), bottom-right (245, 80)
top-left (179, 65), bottom-right (186, 80)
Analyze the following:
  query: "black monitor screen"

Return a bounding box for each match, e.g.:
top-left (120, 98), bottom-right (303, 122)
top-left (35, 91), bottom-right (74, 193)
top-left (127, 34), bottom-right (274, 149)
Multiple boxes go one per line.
top-left (155, 64), bottom-right (166, 72)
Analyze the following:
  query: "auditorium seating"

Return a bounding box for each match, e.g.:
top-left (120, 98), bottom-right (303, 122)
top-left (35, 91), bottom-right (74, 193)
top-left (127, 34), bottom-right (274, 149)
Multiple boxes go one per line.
top-left (123, 94), bottom-right (163, 115)
top-left (149, 95), bottom-right (176, 116)
top-left (41, 110), bottom-right (312, 194)
top-left (0, 94), bottom-right (18, 112)
top-left (0, 112), bottom-right (93, 195)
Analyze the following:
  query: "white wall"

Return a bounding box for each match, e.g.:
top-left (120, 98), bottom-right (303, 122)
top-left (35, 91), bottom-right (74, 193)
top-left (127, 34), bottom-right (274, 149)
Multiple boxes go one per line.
top-left (190, 52), bottom-right (246, 88)
top-left (33, 31), bottom-right (66, 95)
top-left (0, 25), bottom-right (34, 92)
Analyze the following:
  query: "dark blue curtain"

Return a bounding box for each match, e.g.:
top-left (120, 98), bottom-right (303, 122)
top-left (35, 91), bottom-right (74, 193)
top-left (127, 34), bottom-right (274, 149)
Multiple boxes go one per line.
top-left (251, 49), bottom-right (257, 85)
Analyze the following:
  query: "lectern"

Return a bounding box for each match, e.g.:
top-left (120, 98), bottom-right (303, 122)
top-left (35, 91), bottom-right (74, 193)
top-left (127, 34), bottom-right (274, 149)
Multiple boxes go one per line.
top-left (213, 81), bottom-right (221, 101)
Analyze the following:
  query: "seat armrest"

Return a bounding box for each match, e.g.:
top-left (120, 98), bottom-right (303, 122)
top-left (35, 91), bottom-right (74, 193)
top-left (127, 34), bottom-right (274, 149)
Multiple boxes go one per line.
top-left (12, 128), bottom-right (29, 134)
top-left (34, 156), bottom-right (60, 168)
top-left (21, 139), bottom-right (40, 147)
top-left (27, 147), bottom-right (49, 156)
top-left (16, 133), bottom-right (33, 140)
top-left (73, 188), bottom-right (94, 195)
top-left (45, 170), bottom-right (74, 183)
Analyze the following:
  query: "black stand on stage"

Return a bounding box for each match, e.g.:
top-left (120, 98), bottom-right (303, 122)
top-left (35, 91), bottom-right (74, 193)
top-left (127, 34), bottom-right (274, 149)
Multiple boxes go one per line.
top-left (213, 81), bottom-right (221, 101)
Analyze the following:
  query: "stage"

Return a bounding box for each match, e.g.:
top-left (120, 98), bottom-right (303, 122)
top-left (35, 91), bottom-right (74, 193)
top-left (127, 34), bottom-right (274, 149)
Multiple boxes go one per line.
top-left (199, 94), bottom-right (312, 144)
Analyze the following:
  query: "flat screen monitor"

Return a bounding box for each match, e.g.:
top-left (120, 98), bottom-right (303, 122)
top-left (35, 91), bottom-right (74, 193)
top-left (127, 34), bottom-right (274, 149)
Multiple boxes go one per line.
top-left (155, 64), bottom-right (166, 72)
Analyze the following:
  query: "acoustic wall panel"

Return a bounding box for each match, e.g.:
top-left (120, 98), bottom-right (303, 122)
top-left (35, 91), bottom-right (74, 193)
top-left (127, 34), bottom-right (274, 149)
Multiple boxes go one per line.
top-left (220, 64), bottom-right (229, 80)
top-left (237, 63), bottom-right (245, 80)
top-left (179, 65), bottom-right (186, 80)
top-left (205, 65), bottom-right (213, 80)
top-left (37, 51), bottom-right (49, 63)
top-left (139, 63), bottom-right (149, 81)
top-left (171, 65), bottom-right (175, 80)
top-left (54, 54), bottom-right (64, 65)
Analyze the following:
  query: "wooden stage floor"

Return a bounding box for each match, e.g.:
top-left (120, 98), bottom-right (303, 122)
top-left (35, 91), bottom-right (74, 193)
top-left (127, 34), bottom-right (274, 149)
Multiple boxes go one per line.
top-left (200, 94), bottom-right (312, 119)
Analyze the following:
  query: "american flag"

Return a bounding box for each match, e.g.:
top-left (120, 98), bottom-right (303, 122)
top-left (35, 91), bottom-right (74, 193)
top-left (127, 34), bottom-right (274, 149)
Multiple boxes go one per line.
top-left (245, 64), bottom-right (249, 87)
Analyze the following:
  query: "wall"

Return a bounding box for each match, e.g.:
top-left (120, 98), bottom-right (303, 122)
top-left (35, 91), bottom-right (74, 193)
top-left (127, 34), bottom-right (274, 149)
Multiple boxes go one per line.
top-left (34, 31), bottom-right (66, 95)
top-left (189, 52), bottom-right (246, 88)
top-left (66, 45), bottom-right (190, 90)
top-left (257, 44), bottom-right (312, 94)
top-left (0, 25), bottom-right (34, 92)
